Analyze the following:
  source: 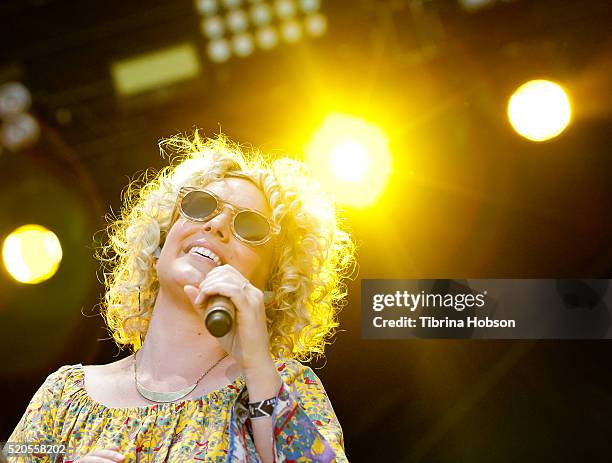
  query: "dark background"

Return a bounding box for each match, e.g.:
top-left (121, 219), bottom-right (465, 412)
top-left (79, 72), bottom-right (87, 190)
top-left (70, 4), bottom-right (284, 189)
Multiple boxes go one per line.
top-left (1, 0), bottom-right (611, 461)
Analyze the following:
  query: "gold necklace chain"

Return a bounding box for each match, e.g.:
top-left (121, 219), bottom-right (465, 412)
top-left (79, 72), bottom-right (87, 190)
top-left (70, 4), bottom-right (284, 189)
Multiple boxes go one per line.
top-left (133, 351), bottom-right (229, 403)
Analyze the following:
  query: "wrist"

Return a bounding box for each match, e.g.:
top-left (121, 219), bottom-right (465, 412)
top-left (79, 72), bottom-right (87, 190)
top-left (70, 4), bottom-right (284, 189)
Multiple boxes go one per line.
top-left (243, 357), bottom-right (282, 402)
top-left (248, 396), bottom-right (278, 418)
top-left (242, 351), bottom-right (275, 378)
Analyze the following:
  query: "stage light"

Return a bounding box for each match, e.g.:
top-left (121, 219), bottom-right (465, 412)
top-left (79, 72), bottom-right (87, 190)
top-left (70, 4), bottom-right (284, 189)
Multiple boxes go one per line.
top-left (111, 43), bottom-right (201, 96)
top-left (207, 38), bottom-right (232, 62)
top-left (0, 82), bottom-right (32, 120)
top-left (195, 0), bottom-right (219, 16)
top-left (196, 0), bottom-right (326, 61)
top-left (329, 140), bottom-right (370, 182)
top-left (304, 13), bottom-right (327, 37)
top-left (0, 153), bottom-right (102, 371)
top-left (458, 0), bottom-right (494, 11)
top-left (0, 113), bottom-right (40, 152)
top-left (0, 82), bottom-right (40, 152)
top-left (227, 9), bottom-right (249, 32)
top-left (281, 19), bottom-right (302, 43)
top-left (222, 0), bottom-right (242, 7)
top-left (305, 114), bottom-right (392, 207)
top-left (299, 0), bottom-right (320, 14)
top-left (251, 3), bottom-right (272, 26)
top-left (508, 79), bottom-right (571, 142)
top-left (233, 33), bottom-right (255, 56)
top-left (256, 26), bottom-right (279, 49)
top-left (275, 0), bottom-right (296, 19)
top-left (2, 224), bottom-right (63, 284)
top-left (201, 16), bottom-right (225, 38)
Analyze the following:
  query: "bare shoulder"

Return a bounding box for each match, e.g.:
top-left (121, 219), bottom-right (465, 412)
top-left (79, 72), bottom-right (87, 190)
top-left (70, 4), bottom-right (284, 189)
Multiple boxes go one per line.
top-left (82, 355), bottom-right (132, 380)
top-left (82, 355), bottom-right (144, 408)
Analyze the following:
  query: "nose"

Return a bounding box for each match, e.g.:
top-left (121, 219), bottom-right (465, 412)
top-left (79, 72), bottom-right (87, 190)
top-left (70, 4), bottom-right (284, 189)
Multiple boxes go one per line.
top-left (202, 206), bottom-right (233, 242)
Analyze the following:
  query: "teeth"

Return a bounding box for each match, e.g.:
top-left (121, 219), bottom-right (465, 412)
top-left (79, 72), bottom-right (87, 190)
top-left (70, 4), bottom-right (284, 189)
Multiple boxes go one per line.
top-left (189, 246), bottom-right (222, 266)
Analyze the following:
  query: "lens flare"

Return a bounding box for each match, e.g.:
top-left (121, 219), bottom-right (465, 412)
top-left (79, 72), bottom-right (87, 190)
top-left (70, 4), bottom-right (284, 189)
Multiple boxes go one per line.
top-left (305, 113), bottom-right (392, 207)
top-left (2, 224), bottom-right (63, 284)
top-left (507, 79), bottom-right (571, 142)
top-left (329, 139), bottom-right (370, 182)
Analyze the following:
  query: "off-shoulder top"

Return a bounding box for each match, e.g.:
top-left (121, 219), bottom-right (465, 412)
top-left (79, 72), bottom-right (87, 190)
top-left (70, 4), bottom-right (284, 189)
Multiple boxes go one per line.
top-left (7, 358), bottom-right (347, 462)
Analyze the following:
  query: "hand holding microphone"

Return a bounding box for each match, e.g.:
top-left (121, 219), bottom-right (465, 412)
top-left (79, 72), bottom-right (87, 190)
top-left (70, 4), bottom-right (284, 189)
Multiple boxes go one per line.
top-left (184, 265), bottom-right (273, 371)
top-left (184, 268), bottom-right (250, 338)
top-left (204, 295), bottom-right (235, 337)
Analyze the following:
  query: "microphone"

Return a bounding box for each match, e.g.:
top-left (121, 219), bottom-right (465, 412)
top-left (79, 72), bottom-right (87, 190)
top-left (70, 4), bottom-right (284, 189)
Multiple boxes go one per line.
top-left (205, 295), bottom-right (235, 337)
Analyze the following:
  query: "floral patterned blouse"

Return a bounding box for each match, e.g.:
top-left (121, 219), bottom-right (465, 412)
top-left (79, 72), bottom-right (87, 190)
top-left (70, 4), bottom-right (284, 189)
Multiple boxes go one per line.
top-left (7, 358), bottom-right (347, 462)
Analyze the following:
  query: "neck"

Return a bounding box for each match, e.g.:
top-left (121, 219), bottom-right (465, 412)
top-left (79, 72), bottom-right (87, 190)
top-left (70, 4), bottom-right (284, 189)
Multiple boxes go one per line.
top-left (137, 287), bottom-right (227, 384)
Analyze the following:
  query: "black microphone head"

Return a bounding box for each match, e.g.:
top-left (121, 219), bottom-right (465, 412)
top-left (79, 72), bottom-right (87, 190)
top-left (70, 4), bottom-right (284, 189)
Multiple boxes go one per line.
top-left (206, 309), bottom-right (233, 337)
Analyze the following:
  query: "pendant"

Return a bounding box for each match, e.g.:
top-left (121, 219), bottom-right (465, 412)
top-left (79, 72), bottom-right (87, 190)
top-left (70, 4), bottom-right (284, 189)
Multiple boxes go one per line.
top-left (135, 380), bottom-right (197, 403)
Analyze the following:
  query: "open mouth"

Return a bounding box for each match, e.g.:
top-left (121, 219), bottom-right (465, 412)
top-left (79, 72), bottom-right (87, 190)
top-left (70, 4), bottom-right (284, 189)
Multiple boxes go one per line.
top-left (187, 246), bottom-right (222, 266)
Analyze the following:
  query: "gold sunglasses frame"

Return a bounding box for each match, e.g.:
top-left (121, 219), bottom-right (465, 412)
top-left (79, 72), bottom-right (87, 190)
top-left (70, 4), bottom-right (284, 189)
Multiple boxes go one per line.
top-left (173, 187), bottom-right (279, 246)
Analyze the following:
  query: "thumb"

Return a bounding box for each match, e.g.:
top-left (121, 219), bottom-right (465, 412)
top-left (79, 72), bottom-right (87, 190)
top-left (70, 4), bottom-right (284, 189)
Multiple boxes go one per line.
top-left (184, 285), bottom-right (200, 307)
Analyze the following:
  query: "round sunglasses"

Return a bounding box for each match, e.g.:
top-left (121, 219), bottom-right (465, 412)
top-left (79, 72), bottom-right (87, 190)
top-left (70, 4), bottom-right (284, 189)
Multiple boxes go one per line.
top-left (175, 187), bottom-right (279, 246)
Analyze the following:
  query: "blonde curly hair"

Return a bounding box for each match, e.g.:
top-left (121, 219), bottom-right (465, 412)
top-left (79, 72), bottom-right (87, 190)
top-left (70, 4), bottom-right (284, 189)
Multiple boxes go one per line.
top-left (96, 132), bottom-right (356, 361)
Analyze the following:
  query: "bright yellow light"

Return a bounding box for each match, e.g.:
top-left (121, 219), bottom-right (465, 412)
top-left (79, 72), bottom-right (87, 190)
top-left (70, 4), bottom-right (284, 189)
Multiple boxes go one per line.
top-left (2, 224), bottom-right (63, 284)
top-left (329, 139), bottom-right (370, 182)
top-left (507, 79), bottom-right (571, 142)
top-left (305, 114), bottom-right (392, 207)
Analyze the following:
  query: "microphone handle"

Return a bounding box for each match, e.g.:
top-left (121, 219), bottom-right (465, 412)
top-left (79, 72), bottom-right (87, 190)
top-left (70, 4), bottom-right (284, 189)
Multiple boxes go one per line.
top-left (205, 295), bottom-right (235, 337)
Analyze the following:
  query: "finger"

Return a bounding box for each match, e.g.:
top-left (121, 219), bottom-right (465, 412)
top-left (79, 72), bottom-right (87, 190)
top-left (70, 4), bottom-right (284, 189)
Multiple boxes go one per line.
top-left (209, 263), bottom-right (237, 273)
top-left (184, 284), bottom-right (200, 307)
top-left (202, 277), bottom-right (255, 294)
top-left (202, 264), bottom-right (232, 279)
top-left (204, 265), bottom-right (245, 283)
top-left (199, 270), bottom-right (246, 289)
top-left (90, 449), bottom-right (125, 462)
top-left (82, 456), bottom-right (123, 463)
top-left (195, 282), bottom-right (247, 306)
top-left (79, 457), bottom-right (105, 463)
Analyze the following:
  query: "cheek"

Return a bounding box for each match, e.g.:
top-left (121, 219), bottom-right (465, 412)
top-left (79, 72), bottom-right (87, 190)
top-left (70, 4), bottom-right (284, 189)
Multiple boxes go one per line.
top-left (235, 247), bottom-right (275, 283)
top-left (164, 220), bottom-right (196, 250)
top-left (229, 248), bottom-right (254, 270)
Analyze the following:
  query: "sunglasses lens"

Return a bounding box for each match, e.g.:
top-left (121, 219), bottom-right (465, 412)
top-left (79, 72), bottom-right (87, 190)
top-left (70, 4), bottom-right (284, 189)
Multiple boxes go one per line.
top-left (181, 191), bottom-right (217, 220)
top-left (234, 211), bottom-right (271, 243)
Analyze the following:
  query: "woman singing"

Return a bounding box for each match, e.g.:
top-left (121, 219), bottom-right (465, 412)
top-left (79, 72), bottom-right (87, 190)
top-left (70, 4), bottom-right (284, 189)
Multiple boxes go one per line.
top-left (7, 133), bottom-right (355, 463)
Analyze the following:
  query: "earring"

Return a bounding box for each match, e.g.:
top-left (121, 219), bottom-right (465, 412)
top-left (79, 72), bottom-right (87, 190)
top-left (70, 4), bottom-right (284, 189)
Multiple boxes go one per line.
top-left (153, 246), bottom-right (161, 259)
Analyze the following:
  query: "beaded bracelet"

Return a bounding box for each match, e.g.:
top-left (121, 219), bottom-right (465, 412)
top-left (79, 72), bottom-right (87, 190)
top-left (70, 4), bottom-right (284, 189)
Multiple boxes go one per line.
top-left (248, 397), bottom-right (278, 418)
